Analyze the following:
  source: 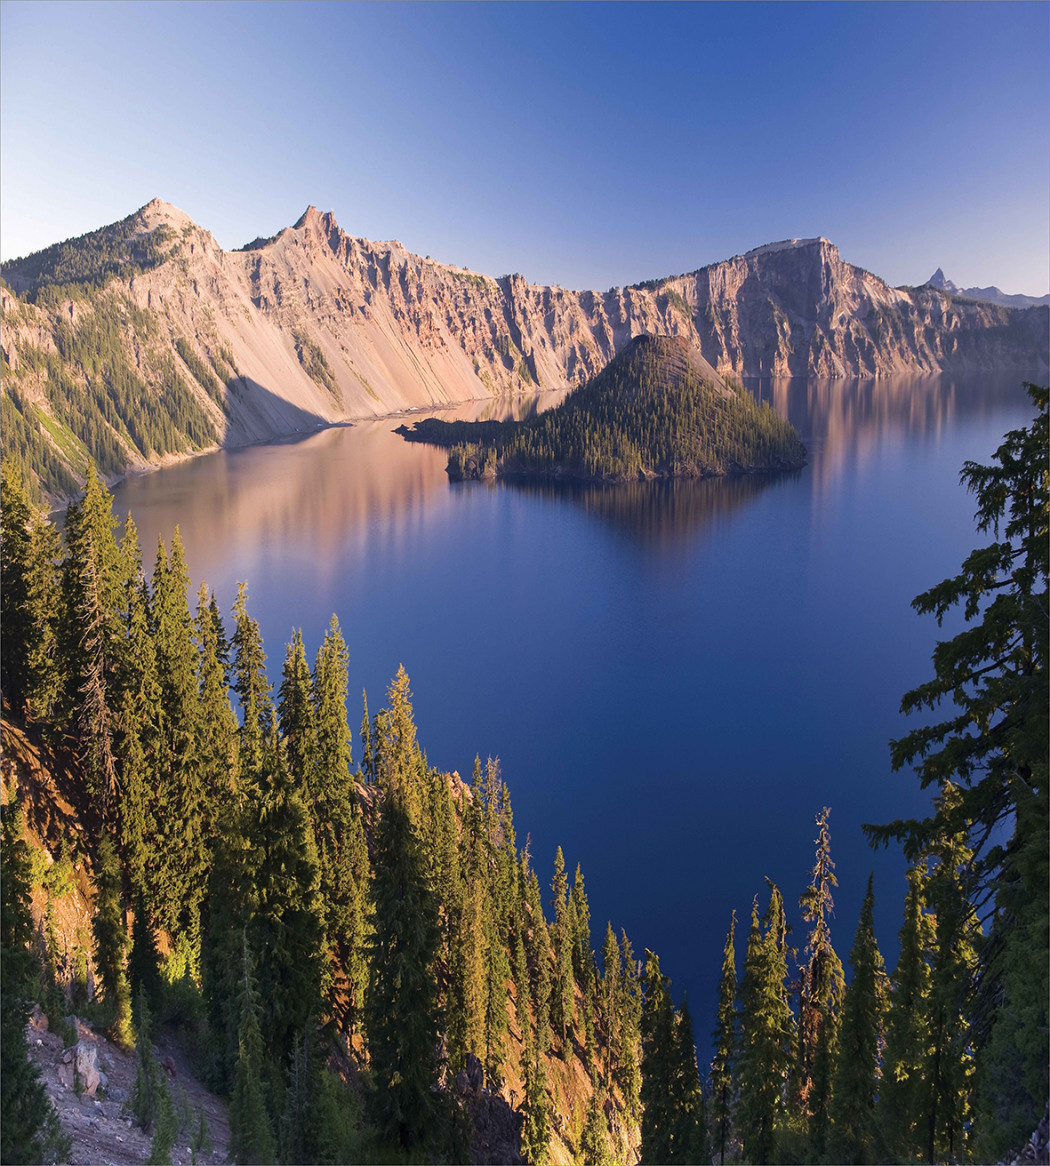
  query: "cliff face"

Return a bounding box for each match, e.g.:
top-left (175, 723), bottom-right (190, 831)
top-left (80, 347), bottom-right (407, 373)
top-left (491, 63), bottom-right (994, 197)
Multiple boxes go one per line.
top-left (2, 202), bottom-right (1046, 499)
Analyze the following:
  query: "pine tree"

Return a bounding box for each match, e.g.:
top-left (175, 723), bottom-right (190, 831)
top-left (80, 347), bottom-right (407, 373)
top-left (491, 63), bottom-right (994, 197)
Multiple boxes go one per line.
top-left (151, 530), bottom-right (208, 960)
top-left (710, 911), bottom-right (737, 1165)
top-left (1, 802), bottom-right (68, 1165)
top-left (736, 883), bottom-right (792, 1164)
top-left (278, 629), bottom-right (315, 798)
top-left (449, 860), bottom-right (487, 1074)
top-left (61, 466), bottom-right (125, 820)
top-left (829, 875), bottom-right (890, 1165)
top-left (246, 729), bottom-right (326, 1064)
top-left (228, 939), bottom-right (275, 1166)
top-left (129, 890), bottom-right (162, 1023)
top-left (868, 384), bottom-right (1048, 1156)
top-left (580, 1070), bottom-right (611, 1166)
top-left (671, 995), bottom-right (706, 1163)
top-left (1, 463), bottom-right (37, 715)
top-left (309, 616), bottom-right (370, 1035)
top-left (93, 833), bottom-right (134, 1047)
top-left (640, 949), bottom-right (675, 1164)
top-left (881, 859), bottom-right (935, 1161)
top-left (194, 583), bottom-right (238, 827)
top-left (617, 929), bottom-right (642, 1122)
top-left (797, 807), bottom-right (845, 1158)
top-left (550, 846), bottom-right (573, 1045)
top-left (923, 786), bottom-right (981, 1164)
top-left (521, 1043), bottom-right (551, 1166)
top-left (365, 671), bottom-right (443, 1152)
top-left (113, 518), bottom-right (160, 908)
top-left (601, 922), bottom-right (621, 1085)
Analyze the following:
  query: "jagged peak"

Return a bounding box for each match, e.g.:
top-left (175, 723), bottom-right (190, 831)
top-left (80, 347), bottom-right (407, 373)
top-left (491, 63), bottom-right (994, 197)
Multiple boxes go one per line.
top-left (293, 204), bottom-right (340, 234)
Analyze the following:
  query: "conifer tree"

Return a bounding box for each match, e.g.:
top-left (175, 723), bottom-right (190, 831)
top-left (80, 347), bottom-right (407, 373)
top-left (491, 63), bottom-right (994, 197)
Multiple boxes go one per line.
top-left (61, 467), bottom-right (126, 819)
top-left (93, 833), bottom-right (134, 1047)
top-left (194, 583), bottom-right (238, 819)
top-left (525, 869), bottom-right (553, 1058)
top-left (1, 464), bottom-right (38, 715)
top-left (129, 890), bottom-right (162, 1024)
top-left (923, 786), bottom-right (980, 1164)
top-left (309, 616), bottom-right (371, 1035)
top-left (617, 929), bottom-right (642, 1122)
top-left (580, 1070), bottom-right (611, 1166)
top-left (829, 875), bottom-right (890, 1165)
top-left (869, 384), bottom-right (1048, 1157)
top-left (671, 995), bottom-right (707, 1164)
top-left (550, 846), bottom-right (573, 1045)
top-left (231, 582), bottom-right (272, 776)
top-left (1, 802), bottom-right (68, 1165)
top-left (640, 950), bottom-right (675, 1164)
top-left (365, 670), bottom-right (442, 1152)
top-left (736, 883), bottom-right (792, 1165)
top-left (449, 864), bottom-right (487, 1073)
top-left (150, 531), bottom-right (208, 960)
top-left (373, 664), bottom-right (427, 829)
top-left (246, 729), bottom-right (326, 1065)
top-left (521, 1043), bottom-right (551, 1166)
top-left (710, 911), bottom-right (737, 1166)
top-left (278, 629), bottom-right (315, 797)
top-left (600, 922), bottom-right (621, 1084)
top-left (881, 859), bottom-right (935, 1162)
top-left (796, 807), bottom-right (845, 1157)
top-left (229, 939), bottom-right (276, 1166)
top-left (113, 521), bottom-right (160, 908)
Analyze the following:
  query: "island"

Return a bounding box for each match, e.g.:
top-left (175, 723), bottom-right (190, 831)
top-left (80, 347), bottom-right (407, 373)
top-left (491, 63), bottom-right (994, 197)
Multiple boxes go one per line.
top-left (397, 334), bottom-right (807, 482)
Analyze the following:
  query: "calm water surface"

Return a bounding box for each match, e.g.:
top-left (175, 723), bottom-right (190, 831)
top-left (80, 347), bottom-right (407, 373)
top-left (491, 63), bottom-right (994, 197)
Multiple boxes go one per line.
top-left (111, 372), bottom-right (1037, 1058)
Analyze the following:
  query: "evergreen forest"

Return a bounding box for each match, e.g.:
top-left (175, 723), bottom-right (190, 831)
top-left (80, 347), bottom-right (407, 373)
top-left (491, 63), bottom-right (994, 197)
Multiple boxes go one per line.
top-left (399, 335), bottom-right (807, 483)
top-left (0, 385), bottom-right (1046, 1165)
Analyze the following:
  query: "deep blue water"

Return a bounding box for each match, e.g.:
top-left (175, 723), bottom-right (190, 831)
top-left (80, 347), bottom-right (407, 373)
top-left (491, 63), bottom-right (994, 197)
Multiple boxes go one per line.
top-left (111, 372), bottom-right (1037, 1063)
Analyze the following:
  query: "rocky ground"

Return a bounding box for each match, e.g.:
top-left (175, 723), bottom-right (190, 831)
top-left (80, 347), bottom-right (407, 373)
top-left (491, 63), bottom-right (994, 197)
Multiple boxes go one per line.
top-left (26, 1008), bottom-right (229, 1166)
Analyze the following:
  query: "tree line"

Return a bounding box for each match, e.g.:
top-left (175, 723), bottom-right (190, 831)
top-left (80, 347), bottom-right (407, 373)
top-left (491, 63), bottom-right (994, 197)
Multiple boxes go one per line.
top-left (1, 383), bottom-right (1046, 1163)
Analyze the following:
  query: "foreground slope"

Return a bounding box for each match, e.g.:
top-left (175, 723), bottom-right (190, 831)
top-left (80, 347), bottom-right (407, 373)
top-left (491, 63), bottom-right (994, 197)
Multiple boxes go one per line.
top-left (1, 202), bottom-right (1046, 501)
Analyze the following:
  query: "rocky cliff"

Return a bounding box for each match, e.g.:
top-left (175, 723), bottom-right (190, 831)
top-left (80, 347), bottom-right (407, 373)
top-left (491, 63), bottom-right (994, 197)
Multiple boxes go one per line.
top-left (2, 201), bottom-right (1046, 500)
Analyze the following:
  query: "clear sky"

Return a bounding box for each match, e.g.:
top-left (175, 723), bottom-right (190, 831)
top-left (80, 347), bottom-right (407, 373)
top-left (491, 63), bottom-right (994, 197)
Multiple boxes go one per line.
top-left (2, 0), bottom-right (1048, 294)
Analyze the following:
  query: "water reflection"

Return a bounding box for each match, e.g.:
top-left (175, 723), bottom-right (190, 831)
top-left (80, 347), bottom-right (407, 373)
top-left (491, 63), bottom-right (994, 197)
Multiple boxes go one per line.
top-left (112, 391), bottom-right (571, 580)
top-left (747, 371), bottom-right (1036, 495)
top-left (499, 472), bottom-right (800, 547)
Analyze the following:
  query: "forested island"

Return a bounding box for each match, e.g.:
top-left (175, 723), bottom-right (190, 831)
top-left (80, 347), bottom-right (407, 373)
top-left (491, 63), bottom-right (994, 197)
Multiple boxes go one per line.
top-left (1, 385), bottom-right (1046, 1165)
top-left (398, 335), bottom-right (807, 483)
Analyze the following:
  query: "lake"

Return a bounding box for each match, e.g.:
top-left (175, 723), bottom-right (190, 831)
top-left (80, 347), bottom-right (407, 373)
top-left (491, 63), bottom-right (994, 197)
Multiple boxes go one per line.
top-left (111, 370), bottom-right (1038, 1061)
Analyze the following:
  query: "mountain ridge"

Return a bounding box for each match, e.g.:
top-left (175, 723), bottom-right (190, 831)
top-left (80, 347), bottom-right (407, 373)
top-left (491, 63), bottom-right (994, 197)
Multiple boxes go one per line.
top-left (2, 200), bottom-right (1047, 501)
top-left (924, 266), bottom-right (1050, 309)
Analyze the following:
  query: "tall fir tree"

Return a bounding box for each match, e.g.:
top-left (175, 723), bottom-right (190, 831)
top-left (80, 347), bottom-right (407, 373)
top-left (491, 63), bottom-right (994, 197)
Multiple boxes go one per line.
top-left (365, 670), bottom-right (443, 1152)
top-left (736, 884), bottom-right (792, 1165)
top-left (881, 859), bottom-right (935, 1162)
top-left (550, 846), bottom-right (573, 1046)
top-left (868, 384), bottom-right (1048, 1157)
top-left (640, 949), bottom-right (676, 1164)
top-left (671, 995), bottom-right (707, 1163)
top-left (829, 874), bottom-right (890, 1165)
top-left (1, 801), bottom-right (68, 1165)
top-left (150, 531), bottom-right (208, 962)
top-left (796, 807), bottom-right (845, 1158)
top-left (61, 466), bottom-right (126, 822)
top-left (228, 938), bottom-right (276, 1166)
top-left (710, 911), bottom-right (737, 1166)
top-left (92, 834), bottom-right (134, 1047)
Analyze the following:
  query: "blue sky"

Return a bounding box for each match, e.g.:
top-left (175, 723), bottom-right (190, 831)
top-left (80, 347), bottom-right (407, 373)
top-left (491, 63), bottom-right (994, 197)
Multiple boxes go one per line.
top-left (2, 1), bottom-right (1048, 294)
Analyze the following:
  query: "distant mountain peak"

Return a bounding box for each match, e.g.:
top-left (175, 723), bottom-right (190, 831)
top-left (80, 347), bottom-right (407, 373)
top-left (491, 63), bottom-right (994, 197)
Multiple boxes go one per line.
top-left (927, 267), bottom-right (959, 293)
top-left (924, 267), bottom-right (1048, 309)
